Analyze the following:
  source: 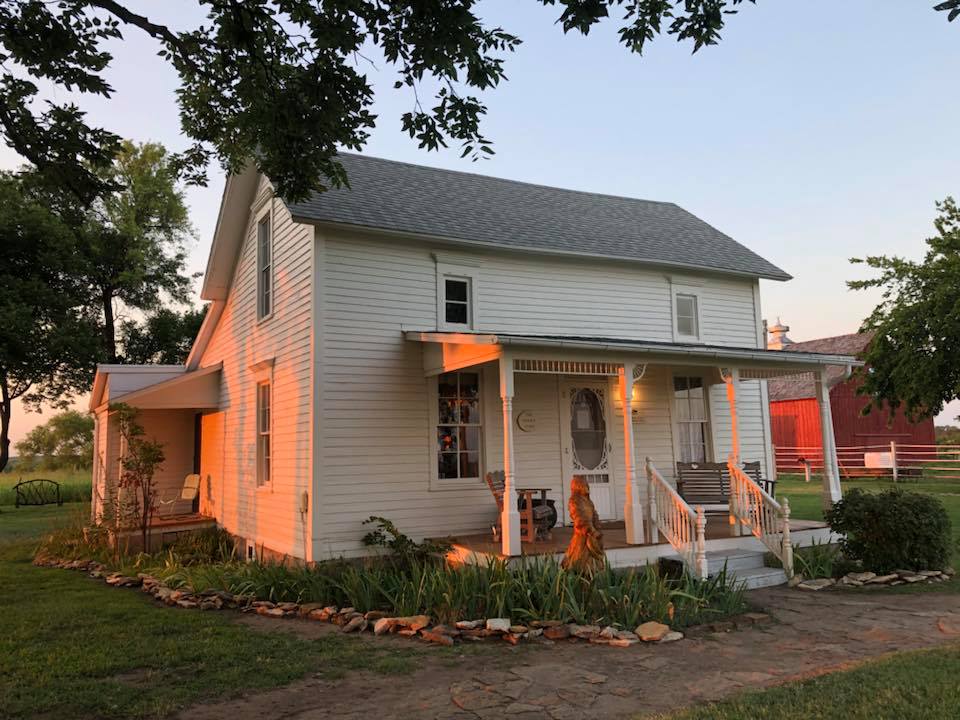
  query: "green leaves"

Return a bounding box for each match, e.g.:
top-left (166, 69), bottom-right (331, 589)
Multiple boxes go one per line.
top-left (848, 197), bottom-right (960, 420)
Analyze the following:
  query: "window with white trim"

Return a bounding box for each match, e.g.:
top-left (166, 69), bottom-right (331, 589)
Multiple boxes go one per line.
top-left (436, 371), bottom-right (482, 481)
top-left (256, 381), bottom-right (271, 486)
top-left (441, 275), bottom-right (472, 328)
top-left (674, 376), bottom-right (709, 463)
top-left (675, 293), bottom-right (699, 340)
top-left (257, 215), bottom-right (272, 320)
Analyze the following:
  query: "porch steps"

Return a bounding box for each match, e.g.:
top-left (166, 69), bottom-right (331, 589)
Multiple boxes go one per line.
top-left (704, 549), bottom-right (788, 590)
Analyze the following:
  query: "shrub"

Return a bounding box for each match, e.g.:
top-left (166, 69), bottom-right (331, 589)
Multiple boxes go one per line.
top-left (826, 488), bottom-right (953, 573)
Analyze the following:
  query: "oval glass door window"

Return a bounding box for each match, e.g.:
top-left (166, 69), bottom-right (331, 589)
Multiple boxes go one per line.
top-left (570, 388), bottom-right (607, 470)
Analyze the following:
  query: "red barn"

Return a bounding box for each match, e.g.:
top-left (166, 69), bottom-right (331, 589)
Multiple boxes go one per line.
top-left (767, 330), bottom-right (935, 473)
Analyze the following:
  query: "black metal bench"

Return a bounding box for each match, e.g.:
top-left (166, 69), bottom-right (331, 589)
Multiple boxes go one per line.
top-left (14, 478), bottom-right (63, 507)
top-left (675, 461), bottom-right (774, 517)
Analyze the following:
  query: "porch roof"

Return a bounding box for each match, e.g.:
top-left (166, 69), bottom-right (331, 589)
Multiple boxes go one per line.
top-left (404, 330), bottom-right (863, 378)
top-left (89, 363), bottom-right (222, 411)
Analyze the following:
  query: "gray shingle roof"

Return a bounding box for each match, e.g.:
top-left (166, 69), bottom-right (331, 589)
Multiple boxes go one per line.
top-left (767, 333), bottom-right (871, 401)
top-left (285, 153), bottom-right (791, 280)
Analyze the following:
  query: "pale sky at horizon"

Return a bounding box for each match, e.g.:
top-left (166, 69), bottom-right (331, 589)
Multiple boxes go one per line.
top-left (5, 0), bottom-right (960, 446)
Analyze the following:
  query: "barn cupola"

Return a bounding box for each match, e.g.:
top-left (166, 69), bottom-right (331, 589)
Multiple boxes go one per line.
top-left (767, 317), bottom-right (794, 350)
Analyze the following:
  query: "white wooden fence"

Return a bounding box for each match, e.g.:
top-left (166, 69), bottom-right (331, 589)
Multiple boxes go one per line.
top-left (774, 442), bottom-right (960, 481)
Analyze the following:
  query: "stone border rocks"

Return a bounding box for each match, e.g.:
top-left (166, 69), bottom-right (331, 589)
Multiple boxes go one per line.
top-left (34, 554), bottom-right (777, 651)
top-left (793, 567), bottom-right (955, 591)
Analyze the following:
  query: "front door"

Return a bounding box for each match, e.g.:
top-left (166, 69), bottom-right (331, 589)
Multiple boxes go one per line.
top-left (560, 380), bottom-right (615, 520)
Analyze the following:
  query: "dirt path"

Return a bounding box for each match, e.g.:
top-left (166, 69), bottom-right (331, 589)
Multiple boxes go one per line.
top-left (176, 587), bottom-right (960, 720)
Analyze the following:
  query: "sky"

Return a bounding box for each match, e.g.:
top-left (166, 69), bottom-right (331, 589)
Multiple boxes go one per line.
top-left (4, 0), bottom-right (960, 444)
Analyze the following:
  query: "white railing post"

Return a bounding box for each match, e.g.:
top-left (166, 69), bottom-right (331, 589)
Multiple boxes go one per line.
top-left (645, 456), bottom-right (657, 544)
top-left (499, 356), bottom-right (521, 557)
top-left (695, 506), bottom-right (707, 580)
top-left (781, 497), bottom-right (794, 578)
top-left (890, 440), bottom-right (899, 483)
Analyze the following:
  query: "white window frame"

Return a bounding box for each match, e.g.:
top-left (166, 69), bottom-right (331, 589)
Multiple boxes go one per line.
top-left (256, 203), bottom-right (274, 322)
top-left (250, 358), bottom-right (274, 490)
top-left (671, 283), bottom-right (703, 343)
top-left (427, 369), bottom-right (485, 490)
top-left (671, 374), bottom-right (713, 465)
top-left (435, 260), bottom-right (480, 331)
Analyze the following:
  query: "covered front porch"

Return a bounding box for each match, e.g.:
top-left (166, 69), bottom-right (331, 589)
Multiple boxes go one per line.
top-left (408, 331), bottom-right (859, 578)
top-left (89, 363), bottom-right (222, 545)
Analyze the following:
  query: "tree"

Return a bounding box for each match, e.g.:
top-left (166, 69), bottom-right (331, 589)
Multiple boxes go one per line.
top-left (119, 306), bottom-right (207, 365)
top-left (114, 404), bottom-right (165, 553)
top-left (0, 173), bottom-right (100, 472)
top-left (15, 410), bottom-right (94, 470)
top-left (2, 2), bottom-right (952, 205)
top-left (78, 140), bottom-right (196, 363)
top-left (849, 197), bottom-right (960, 420)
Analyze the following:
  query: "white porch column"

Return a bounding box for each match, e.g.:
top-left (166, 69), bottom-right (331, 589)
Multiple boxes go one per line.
top-left (723, 368), bottom-right (741, 462)
top-left (722, 368), bottom-right (743, 535)
top-left (499, 355), bottom-right (522, 556)
top-left (619, 362), bottom-right (645, 545)
top-left (815, 369), bottom-right (843, 511)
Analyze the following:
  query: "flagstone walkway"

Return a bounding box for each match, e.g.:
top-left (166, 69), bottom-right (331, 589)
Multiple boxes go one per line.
top-left (176, 586), bottom-right (960, 720)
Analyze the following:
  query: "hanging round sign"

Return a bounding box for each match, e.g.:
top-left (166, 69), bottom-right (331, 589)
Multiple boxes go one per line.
top-left (516, 410), bottom-right (537, 433)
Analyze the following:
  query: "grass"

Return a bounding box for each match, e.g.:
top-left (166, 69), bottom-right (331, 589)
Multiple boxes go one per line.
top-left (657, 643), bottom-right (960, 719)
top-left (0, 468), bottom-right (92, 506)
top-left (0, 506), bottom-right (418, 720)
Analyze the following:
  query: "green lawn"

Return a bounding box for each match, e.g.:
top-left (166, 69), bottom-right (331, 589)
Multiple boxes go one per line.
top-left (777, 474), bottom-right (960, 569)
top-left (658, 643), bottom-right (960, 719)
top-left (0, 505), bottom-right (417, 720)
top-left (0, 468), bottom-right (92, 506)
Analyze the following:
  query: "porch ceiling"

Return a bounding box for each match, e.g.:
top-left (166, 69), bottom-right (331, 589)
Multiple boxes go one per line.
top-left (404, 330), bottom-right (862, 378)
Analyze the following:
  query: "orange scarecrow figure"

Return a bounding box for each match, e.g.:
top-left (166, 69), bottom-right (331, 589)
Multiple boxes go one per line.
top-left (562, 475), bottom-right (605, 574)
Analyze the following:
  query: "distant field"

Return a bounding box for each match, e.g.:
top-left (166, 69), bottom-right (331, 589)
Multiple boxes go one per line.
top-left (0, 469), bottom-right (91, 506)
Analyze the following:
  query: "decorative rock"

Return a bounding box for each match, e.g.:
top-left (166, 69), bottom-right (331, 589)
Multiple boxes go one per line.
top-left (420, 629), bottom-right (455, 646)
top-left (429, 624), bottom-right (460, 637)
top-left (508, 625), bottom-right (528, 635)
top-left (373, 617), bottom-right (397, 635)
top-left (364, 610), bottom-right (387, 621)
top-left (570, 624), bottom-right (602, 639)
top-left (455, 619), bottom-right (483, 630)
top-left (176, 599), bottom-right (199, 609)
top-left (919, 570), bottom-right (943, 577)
top-left (257, 606), bottom-right (287, 618)
top-left (659, 631), bottom-right (684, 643)
top-left (847, 571), bottom-right (876, 583)
top-left (798, 578), bottom-right (835, 591)
top-left (787, 574), bottom-right (805, 588)
top-left (543, 624), bottom-right (571, 640)
top-left (252, 600), bottom-right (276, 608)
top-left (341, 615), bottom-right (367, 633)
top-left (945, 567), bottom-right (956, 577)
top-left (891, 580), bottom-right (905, 586)
top-left (599, 626), bottom-right (618, 640)
top-left (486, 618), bottom-right (511, 634)
top-left (200, 598), bottom-right (222, 611)
top-left (398, 615), bottom-right (431, 632)
top-left (839, 577), bottom-right (863, 587)
top-left (635, 621), bottom-right (671, 642)
top-left (277, 601), bottom-right (299, 612)
top-left (903, 575), bottom-right (926, 583)
top-left (502, 633), bottom-right (522, 645)
top-left (709, 621), bottom-right (734, 633)
top-left (866, 574), bottom-right (898, 584)
top-left (340, 606), bottom-right (356, 616)
top-left (527, 628), bottom-right (543, 638)
top-left (298, 603), bottom-right (325, 616)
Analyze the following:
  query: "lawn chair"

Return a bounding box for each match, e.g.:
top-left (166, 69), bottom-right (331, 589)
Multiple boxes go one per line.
top-left (485, 471), bottom-right (553, 543)
top-left (157, 474), bottom-right (201, 517)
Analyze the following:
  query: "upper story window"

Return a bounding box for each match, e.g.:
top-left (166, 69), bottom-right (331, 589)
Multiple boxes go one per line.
top-left (435, 257), bottom-right (480, 331)
top-left (443, 276), bottom-right (472, 326)
top-left (671, 284), bottom-right (702, 342)
top-left (257, 215), bottom-right (272, 320)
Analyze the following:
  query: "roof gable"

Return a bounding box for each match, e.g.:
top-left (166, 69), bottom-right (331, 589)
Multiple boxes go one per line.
top-left (286, 153), bottom-right (790, 281)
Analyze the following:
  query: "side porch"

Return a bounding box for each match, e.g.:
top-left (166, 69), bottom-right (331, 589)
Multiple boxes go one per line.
top-left (408, 330), bottom-right (859, 580)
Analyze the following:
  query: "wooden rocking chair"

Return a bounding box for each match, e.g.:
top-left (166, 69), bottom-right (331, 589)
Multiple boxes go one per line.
top-left (157, 474), bottom-right (201, 517)
top-left (485, 471), bottom-right (552, 543)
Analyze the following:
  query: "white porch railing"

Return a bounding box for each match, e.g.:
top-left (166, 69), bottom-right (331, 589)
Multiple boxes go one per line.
top-left (645, 457), bottom-right (707, 580)
top-left (728, 454), bottom-right (794, 577)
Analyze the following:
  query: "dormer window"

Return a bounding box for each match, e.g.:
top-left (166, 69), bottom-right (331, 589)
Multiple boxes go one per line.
top-left (671, 284), bottom-right (702, 342)
top-left (435, 258), bottom-right (479, 331)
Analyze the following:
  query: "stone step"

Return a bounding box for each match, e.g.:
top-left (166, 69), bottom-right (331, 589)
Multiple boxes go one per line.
top-left (723, 565), bottom-right (789, 590)
top-left (704, 549), bottom-right (768, 574)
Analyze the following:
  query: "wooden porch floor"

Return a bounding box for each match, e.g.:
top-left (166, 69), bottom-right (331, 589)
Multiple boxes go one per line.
top-left (447, 518), bottom-right (829, 558)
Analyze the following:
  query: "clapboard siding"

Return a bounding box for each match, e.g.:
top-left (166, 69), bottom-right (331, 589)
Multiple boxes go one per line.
top-left (315, 230), bottom-right (771, 557)
top-left (197, 177), bottom-right (314, 558)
